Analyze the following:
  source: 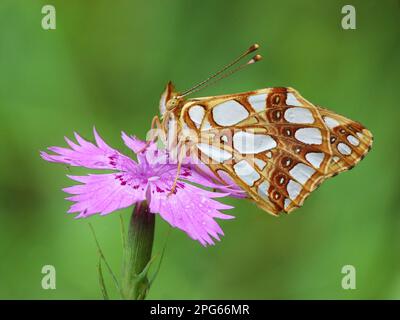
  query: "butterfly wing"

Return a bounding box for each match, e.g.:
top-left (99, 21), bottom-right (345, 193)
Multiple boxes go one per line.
top-left (178, 87), bottom-right (373, 215)
top-left (317, 106), bottom-right (373, 176)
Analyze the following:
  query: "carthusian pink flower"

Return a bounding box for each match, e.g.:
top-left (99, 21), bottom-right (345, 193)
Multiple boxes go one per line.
top-left (41, 128), bottom-right (237, 246)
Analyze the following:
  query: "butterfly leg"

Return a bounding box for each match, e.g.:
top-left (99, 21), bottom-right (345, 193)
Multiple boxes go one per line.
top-left (167, 142), bottom-right (187, 196)
top-left (137, 115), bottom-right (164, 153)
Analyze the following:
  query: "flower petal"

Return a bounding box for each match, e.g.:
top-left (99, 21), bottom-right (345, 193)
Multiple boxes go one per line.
top-left (121, 132), bottom-right (147, 153)
top-left (64, 173), bottom-right (146, 217)
top-left (148, 180), bottom-right (234, 246)
top-left (157, 162), bottom-right (246, 199)
top-left (121, 132), bottom-right (165, 166)
top-left (189, 162), bottom-right (246, 198)
top-left (41, 128), bottom-right (137, 171)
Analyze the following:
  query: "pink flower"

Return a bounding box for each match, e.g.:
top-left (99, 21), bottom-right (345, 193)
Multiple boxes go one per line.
top-left (41, 128), bottom-right (238, 246)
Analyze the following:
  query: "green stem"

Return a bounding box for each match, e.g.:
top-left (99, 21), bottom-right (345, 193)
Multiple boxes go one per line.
top-left (122, 201), bottom-right (155, 300)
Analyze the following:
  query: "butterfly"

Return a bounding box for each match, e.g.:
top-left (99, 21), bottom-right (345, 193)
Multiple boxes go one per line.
top-left (148, 44), bottom-right (373, 216)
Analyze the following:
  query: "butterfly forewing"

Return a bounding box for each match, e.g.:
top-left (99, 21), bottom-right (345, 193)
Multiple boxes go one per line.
top-left (175, 87), bottom-right (372, 215)
top-left (317, 106), bottom-right (373, 176)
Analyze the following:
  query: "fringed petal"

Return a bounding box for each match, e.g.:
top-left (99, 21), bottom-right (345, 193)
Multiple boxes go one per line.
top-left (64, 173), bottom-right (146, 217)
top-left (148, 180), bottom-right (234, 246)
top-left (41, 128), bottom-right (137, 171)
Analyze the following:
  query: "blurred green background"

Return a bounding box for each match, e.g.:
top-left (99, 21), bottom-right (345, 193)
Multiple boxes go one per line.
top-left (0, 0), bottom-right (399, 299)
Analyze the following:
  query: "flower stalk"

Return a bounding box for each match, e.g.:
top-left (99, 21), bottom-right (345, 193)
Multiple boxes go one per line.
top-left (122, 201), bottom-right (155, 300)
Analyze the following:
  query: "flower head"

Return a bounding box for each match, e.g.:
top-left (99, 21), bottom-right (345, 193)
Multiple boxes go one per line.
top-left (41, 128), bottom-right (239, 246)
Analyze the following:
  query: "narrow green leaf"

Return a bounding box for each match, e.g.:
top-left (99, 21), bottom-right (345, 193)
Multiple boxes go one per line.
top-left (135, 253), bottom-right (159, 281)
top-left (98, 256), bottom-right (109, 300)
top-left (119, 213), bottom-right (127, 278)
top-left (88, 223), bottom-right (122, 296)
top-left (119, 214), bottom-right (127, 251)
top-left (149, 229), bottom-right (170, 286)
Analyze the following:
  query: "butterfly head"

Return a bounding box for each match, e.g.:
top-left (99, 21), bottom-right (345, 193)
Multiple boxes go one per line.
top-left (159, 81), bottom-right (184, 118)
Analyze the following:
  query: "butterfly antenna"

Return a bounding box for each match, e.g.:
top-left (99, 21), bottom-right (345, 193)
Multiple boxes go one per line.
top-left (182, 54), bottom-right (262, 97)
top-left (179, 43), bottom-right (261, 97)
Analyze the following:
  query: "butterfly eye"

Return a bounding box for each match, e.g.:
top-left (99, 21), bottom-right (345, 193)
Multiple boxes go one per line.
top-left (166, 100), bottom-right (174, 110)
top-left (166, 97), bottom-right (180, 110)
top-left (330, 136), bottom-right (337, 144)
